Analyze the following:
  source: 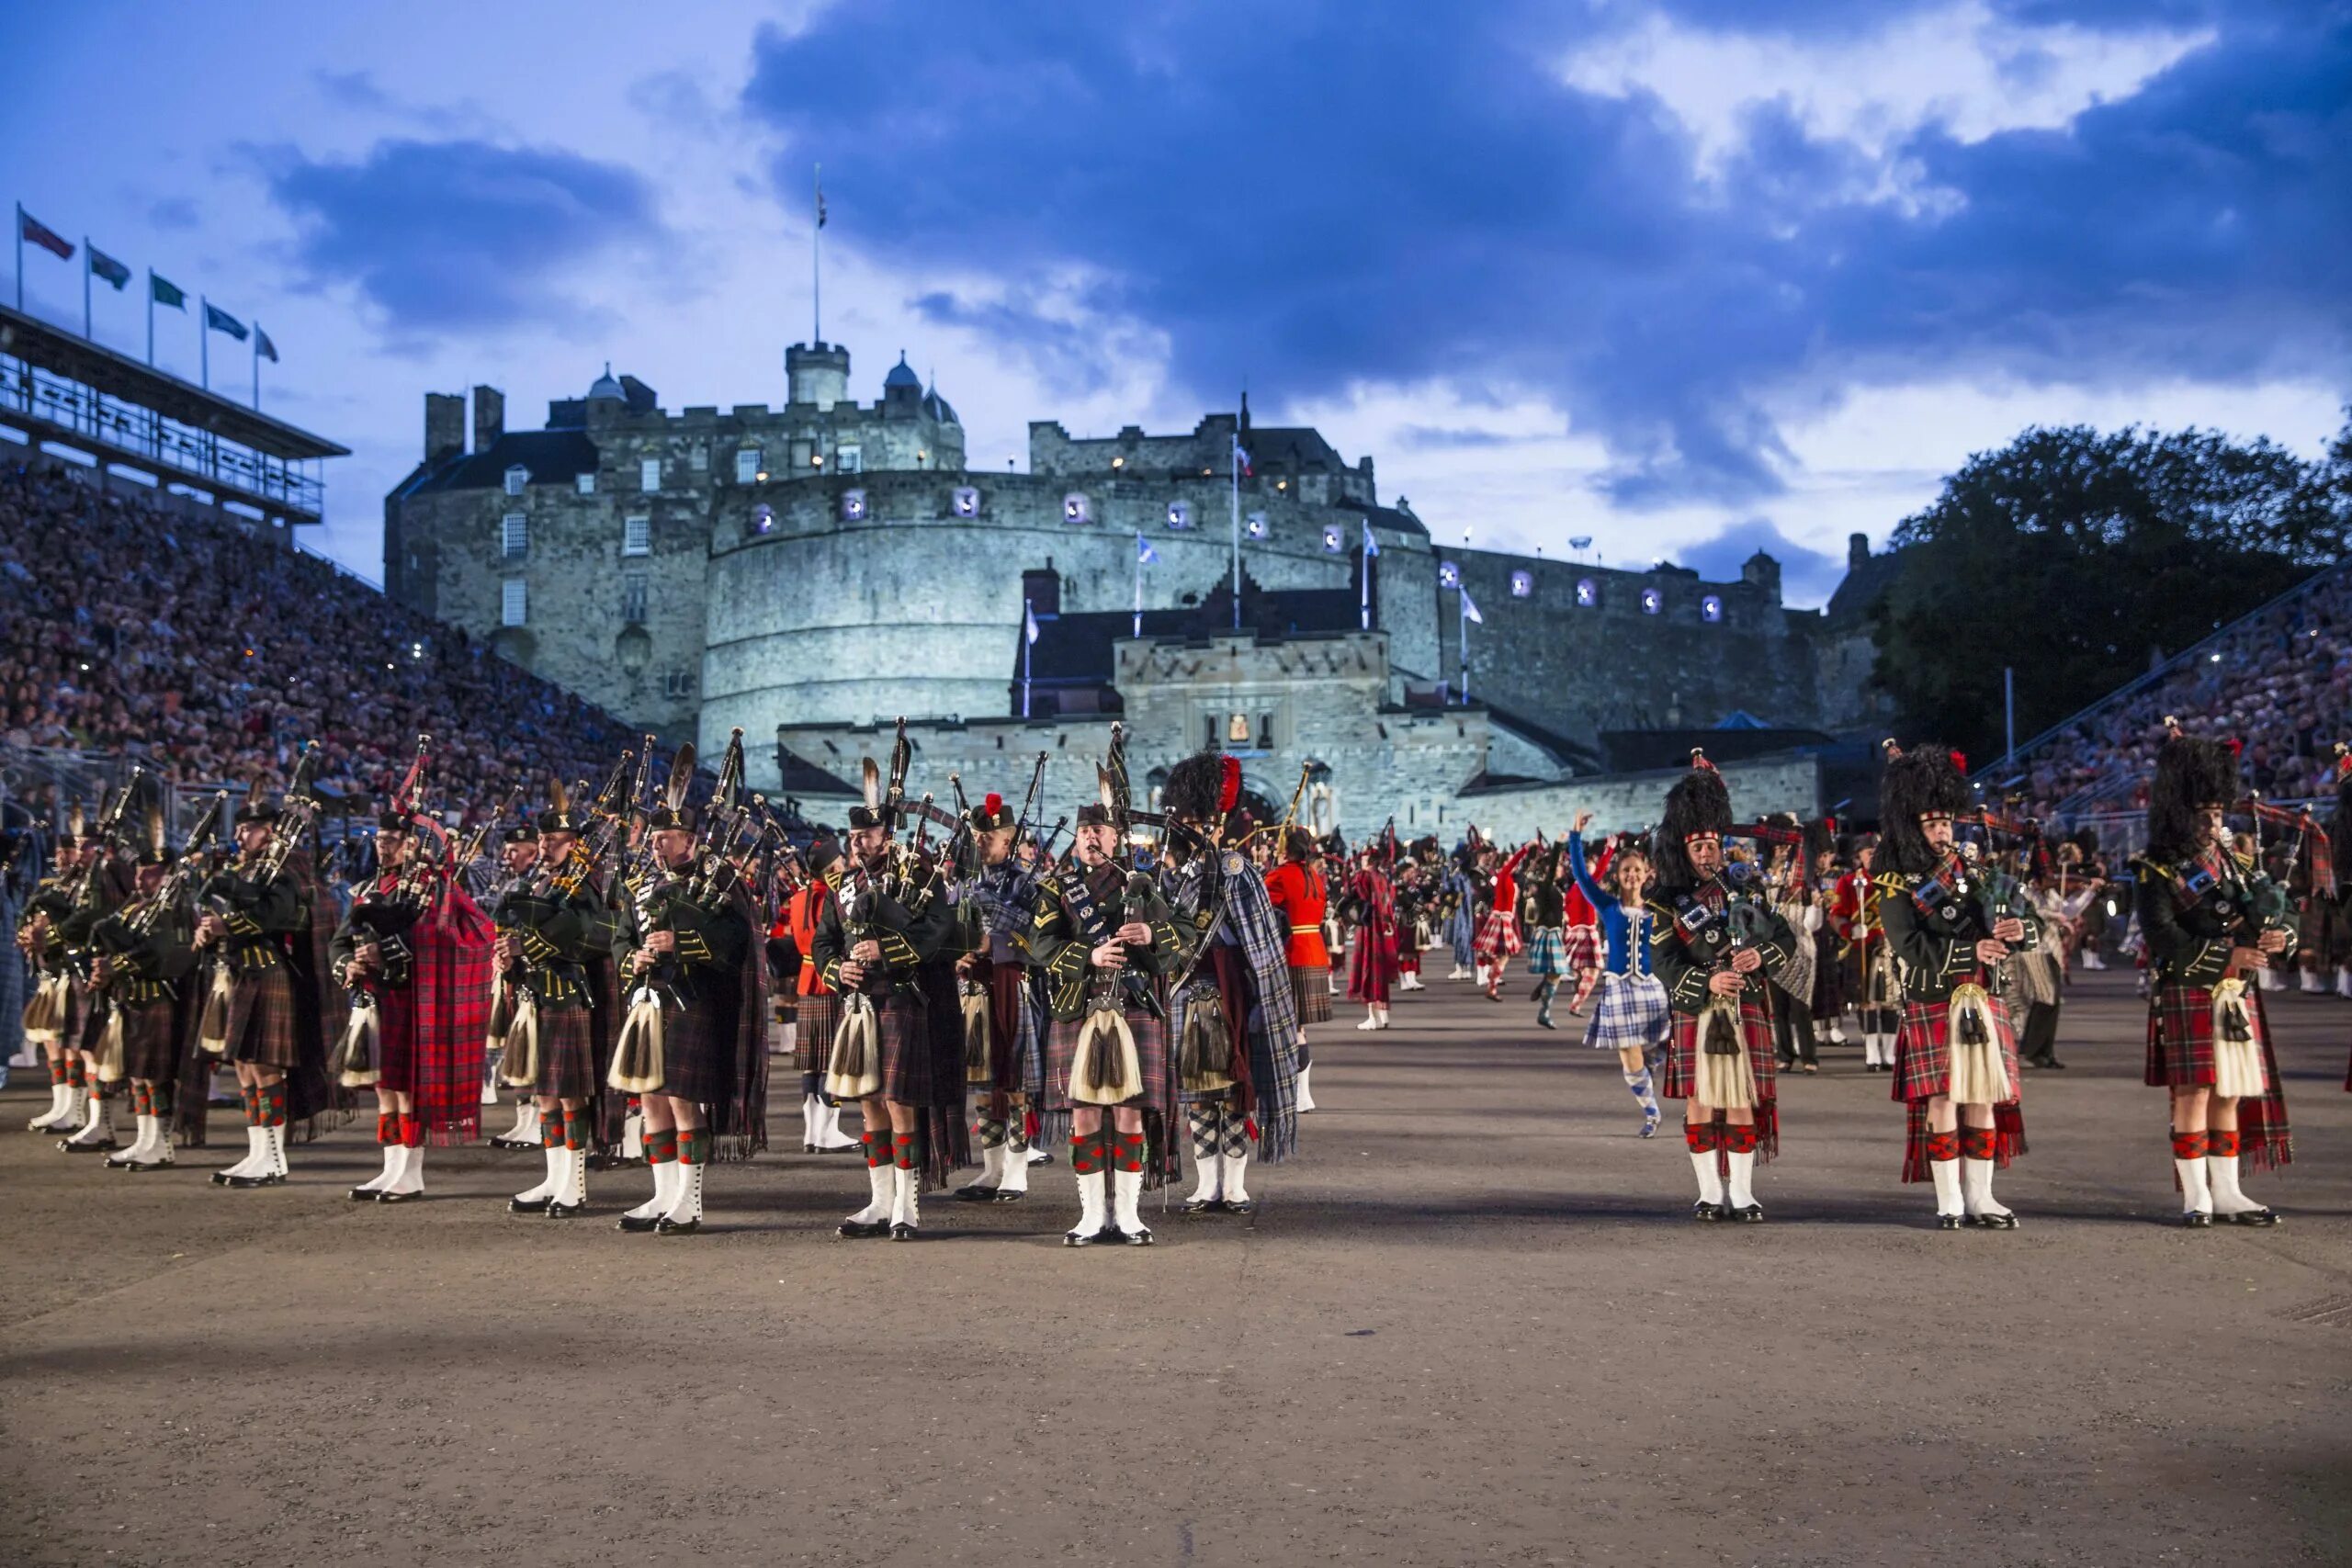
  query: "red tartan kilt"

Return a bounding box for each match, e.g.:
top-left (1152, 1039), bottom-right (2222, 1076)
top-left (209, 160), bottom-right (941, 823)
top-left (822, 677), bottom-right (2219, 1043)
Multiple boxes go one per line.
top-left (1474, 909), bottom-right (1522, 958)
top-left (118, 1002), bottom-right (183, 1084)
top-left (2143, 981), bottom-right (2257, 1086)
top-left (1293, 965), bottom-right (1332, 1024)
top-left (1043, 1008), bottom-right (1170, 1111)
top-left (223, 964), bottom-right (300, 1069)
top-left (373, 988), bottom-right (421, 1094)
top-left (1349, 924), bottom-right (1396, 1003)
top-left (793, 992), bottom-right (839, 1076)
top-left (1562, 923), bottom-right (1603, 974)
top-left (1894, 996), bottom-right (2021, 1107)
top-left (1659, 998), bottom-right (1778, 1104)
top-left (530, 1004), bottom-right (599, 1100)
top-left (876, 990), bottom-right (933, 1107)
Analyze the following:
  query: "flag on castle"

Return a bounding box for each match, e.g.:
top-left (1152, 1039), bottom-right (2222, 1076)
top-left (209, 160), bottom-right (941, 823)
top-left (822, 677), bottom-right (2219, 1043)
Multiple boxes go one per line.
top-left (1461, 587), bottom-right (1484, 625)
top-left (1136, 533), bottom-right (1159, 565)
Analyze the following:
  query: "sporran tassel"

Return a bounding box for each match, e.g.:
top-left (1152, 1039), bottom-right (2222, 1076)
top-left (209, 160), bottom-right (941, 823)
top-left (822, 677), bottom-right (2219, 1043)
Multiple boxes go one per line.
top-left (1178, 1002), bottom-right (1234, 1094)
top-left (198, 965), bottom-right (235, 1055)
top-left (330, 1002), bottom-right (382, 1089)
top-left (606, 989), bottom-right (667, 1094)
top-left (824, 992), bottom-right (882, 1101)
top-left (496, 988), bottom-right (540, 1089)
top-left (1070, 1006), bottom-right (1143, 1106)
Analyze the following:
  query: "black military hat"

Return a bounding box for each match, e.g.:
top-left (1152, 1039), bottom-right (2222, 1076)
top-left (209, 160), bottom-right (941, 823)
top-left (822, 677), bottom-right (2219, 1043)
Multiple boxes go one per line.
top-left (1879, 743), bottom-right (1973, 876)
top-left (1073, 803), bottom-right (1114, 829)
top-left (377, 811), bottom-right (416, 836)
top-left (648, 804), bottom-right (698, 833)
top-left (536, 776), bottom-right (582, 836)
top-left (501, 821), bottom-right (539, 845)
top-left (803, 836), bottom-right (843, 877)
top-left (967, 791), bottom-right (1015, 834)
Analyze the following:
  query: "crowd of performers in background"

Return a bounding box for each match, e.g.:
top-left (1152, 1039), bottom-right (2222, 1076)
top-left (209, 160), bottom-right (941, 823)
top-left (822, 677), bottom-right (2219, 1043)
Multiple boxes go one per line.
top-left (7, 716), bottom-right (2350, 1236)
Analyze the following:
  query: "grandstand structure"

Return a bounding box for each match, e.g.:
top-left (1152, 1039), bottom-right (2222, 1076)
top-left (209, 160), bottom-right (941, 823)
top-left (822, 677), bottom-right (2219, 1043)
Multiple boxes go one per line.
top-left (0, 302), bottom-right (345, 533)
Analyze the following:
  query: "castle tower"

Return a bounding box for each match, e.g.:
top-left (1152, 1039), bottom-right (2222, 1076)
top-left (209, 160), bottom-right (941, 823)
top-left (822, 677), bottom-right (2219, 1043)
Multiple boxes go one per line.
top-left (786, 341), bottom-right (851, 410)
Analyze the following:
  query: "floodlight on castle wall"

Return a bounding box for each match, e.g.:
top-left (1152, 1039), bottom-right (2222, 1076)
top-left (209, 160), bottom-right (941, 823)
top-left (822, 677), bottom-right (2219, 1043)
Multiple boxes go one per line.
top-left (842, 490), bottom-right (866, 522)
top-left (954, 487), bottom-right (979, 518)
top-left (1322, 526), bottom-right (1343, 552)
top-left (1438, 562), bottom-right (1459, 588)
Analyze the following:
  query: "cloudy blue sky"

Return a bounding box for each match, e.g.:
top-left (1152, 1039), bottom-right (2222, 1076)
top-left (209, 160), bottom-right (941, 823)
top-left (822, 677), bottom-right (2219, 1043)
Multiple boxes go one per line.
top-left (4, 0), bottom-right (2346, 604)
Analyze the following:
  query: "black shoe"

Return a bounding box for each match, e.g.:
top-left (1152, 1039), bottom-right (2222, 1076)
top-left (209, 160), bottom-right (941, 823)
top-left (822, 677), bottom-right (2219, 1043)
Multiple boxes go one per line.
top-left (509, 1194), bottom-right (553, 1215)
top-left (222, 1170), bottom-right (284, 1189)
top-left (1064, 1226), bottom-right (1108, 1247)
top-left (373, 1187), bottom-right (423, 1204)
top-left (888, 1223), bottom-right (918, 1242)
top-left (617, 1211), bottom-right (662, 1234)
top-left (1729, 1203), bottom-right (1764, 1224)
top-left (586, 1152), bottom-right (622, 1171)
top-left (349, 1184), bottom-right (385, 1202)
top-left (1027, 1151), bottom-right (1056, 1167)
top-left (1968, 1211), bottom-right (2020, 1230)
top-left (836, 1217), bottom-right (888, 1239)
top-left (123, 1156), bottom-right (175, 1172)
top-left (59, 1136), bottom-right (119, 1153)
top-left (1528, 979), bottom-right (1547, 1002)
top-left (1691, 1201), bottom-right (1724, 1222)
top-left (2041, 1058), bottom-right (2067, 1069)
top-left (983, 1188), bottom-right (1025, 1203)
top-left (653, 1215), bottom-right (701, 1236)
top-left (1179, 1196), bottom-right (1221, 1215)
top-left (489, 1135), bottom-right (538, 1153)
top-left (545, 1198), bottom-right (586, 1219)
top-left (952, 1183), bottom-right (1001, 1202)
top-left (2182, 1211), bottom-right (2212, 1228)
top-left (1775, 1056), bottom-right (1796, 1072)
top-left (1123, 1225), bottom-right (1154, 1246)
top-left (2219, 1207), bottom-right (2281, 1227)
top-left (1936, 1213), bottom-right (1965, 1230)
top-left (1219, 1198), bottom-right (1257, 1215)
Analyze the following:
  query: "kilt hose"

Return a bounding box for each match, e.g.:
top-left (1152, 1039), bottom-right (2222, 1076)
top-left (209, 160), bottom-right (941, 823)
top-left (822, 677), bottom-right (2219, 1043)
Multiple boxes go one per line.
top-left (1894, 996), bottom-right (2027, 1183)
top-left (2145, 980), bottom-right (2292, 1172)
top-left (1292, 964), bottom-right (1332, 1024)
top-left (794, 991), bottom-right (840, 1077)
top-left (1525, 926), bottom-right (1568, 979)
top-left (1660, 992), bottom-right (1779, 1175)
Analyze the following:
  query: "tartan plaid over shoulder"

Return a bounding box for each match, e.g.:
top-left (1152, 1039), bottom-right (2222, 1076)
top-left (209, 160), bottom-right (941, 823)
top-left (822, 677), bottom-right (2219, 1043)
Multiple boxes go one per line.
top-left (1171, 846), bottom-right (1302, 1163)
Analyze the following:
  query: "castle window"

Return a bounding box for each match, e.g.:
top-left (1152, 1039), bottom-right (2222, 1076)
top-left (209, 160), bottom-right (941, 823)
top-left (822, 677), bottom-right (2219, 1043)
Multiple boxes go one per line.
top-left (1203, 714), bottom-right (1219, 750)
top-left (842, 489), bottom-right (867, 522)
top-left (503, 465), bottom-right (529, 496)
top-left (1227, 713), bottom-right (1251, 744)
top-left (735, 448), bottom-right (760, 484)
top-left (501, 578), bottom-right (527, 627)
top-left (1702, 595), bottom-right (1724, 624)
top-left (500, 513), bottom-right (527, 558)
top-left (1510, 570), bottom-right (1532, 598)
top-left (690, 444), bottom-right (708, 472)
top-left (1438, 562), bottom-right (1459, 588)
top-left (639, 457), bottom-right (662, 492)
top-left (1064, 492), bottom-right (1092, 525)
top-left (662, 669), bottom-right (695, 699)
top-left (1322, 525), bottom-right (1343, 553)
top-left (953, 487), bottom-right (979, 518)
top-left (1245, 512), bottom-right (1268, 540)
top-left (1641, 588), bottom-right (1662, 615)
top-left (1257, 713), bottom-right (1275, 749)
top-left (622, 516), bottom-right (650, 557)
top-left (837, 445), bottom-right (863, 475)
top-left (1168, 501), bottom-right (1192, 529)
top-left (621, 572), bottom-right (649, 626)
top-left (574, 471), bottom-right (595, 496)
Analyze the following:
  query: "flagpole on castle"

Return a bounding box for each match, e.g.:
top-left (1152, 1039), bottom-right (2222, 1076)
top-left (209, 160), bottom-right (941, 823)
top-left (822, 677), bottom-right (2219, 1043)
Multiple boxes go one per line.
top-left (1134, 537), bottom-right (1143, 640)
top-left (13, 202), bottom-right (21, 311)
top-left (81, 235), bottom-right (90, 339)
top-left (198, 294), bottom-right (209, 389)
top-left (252, 321), bottom-right (260, 410)
top-left (144, 269), bottom-right (153, 365)
top-left (1022, 596), bottom-right (1034, 718)
top-left (1229, 434), bottom-right (1242, 631)
top-left (811, 163), bottom-right (822, 344)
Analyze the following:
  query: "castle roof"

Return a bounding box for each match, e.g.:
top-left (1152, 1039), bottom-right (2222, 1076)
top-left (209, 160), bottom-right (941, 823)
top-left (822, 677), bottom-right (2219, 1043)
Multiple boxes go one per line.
top-left (884, 352), bottom-right (922, 389)
top-left (392, 428), bottom-right (600, 497)
top-left (588, 362), bottom-right (625, 400)
top-left (1011, 574), bottom-right (1365, 713)
top-left (1336, 499), bottom-right (1430, 538)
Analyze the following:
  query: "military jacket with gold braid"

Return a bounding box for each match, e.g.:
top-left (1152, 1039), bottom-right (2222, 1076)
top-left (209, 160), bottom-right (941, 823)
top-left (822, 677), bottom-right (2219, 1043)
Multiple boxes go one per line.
top-left (611, 869), bottom-right (749, 1004)
top-left (808, 863), bottom-right (951, 998)
top-left (199, 862), bottom-right (305, 973)
top-left (1021, 859), bottom-right (1192, 1022)
top-left (1876, 864), bottom-right (2041, 1004)
top-left (91, 896), bottom-right (198, 1010)
top-left (2132, 848), bottom-right (2296, 988)
top-left (493, 874), bottom-right (616, 1010)
top-left (1644, 879), bottom-right (1795, 1017)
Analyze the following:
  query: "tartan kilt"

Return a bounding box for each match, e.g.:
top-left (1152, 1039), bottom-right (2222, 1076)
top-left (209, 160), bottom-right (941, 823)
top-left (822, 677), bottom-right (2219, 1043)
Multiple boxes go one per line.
top-left (645, 992), bottom-right (729, 1105)
top-left (1474, 908), bottom-right (1523, 959)
top-left (1525, 926), bottom-right (1569, 977)
top-left (2143, 979), bottom-right (2292, 1170)
top-left (373, 987), bottom-right (421, 1094)
top-left (1582, 972), bottom-right (1669, 1054)
top-left (875, 988), bottom-right (934, 1107)
top-left (222, 964), bottom-right (300, 1070)
top-left (1562, 924), bottom-right (1603, 975)
top-left (1044, 1006), bottom-right (1170, 1112)
top-left (1894, 996), bottom-right (2021, 1107)
top-left (793, 991), bottom-right (839, 1076)
top-left (74, 980), bottom-right (108, 1054)
top-left (1660, 997), bottom-right (1777, 1106)
top-left (1292, 965), bottom-right (1332, 1024)
top-left (118, 1001), bottom-right (184, 1084)
top-left (2297, 897), bottom-right (2347, 971)
top-left (531, 1003), bottom-right (599, 1100)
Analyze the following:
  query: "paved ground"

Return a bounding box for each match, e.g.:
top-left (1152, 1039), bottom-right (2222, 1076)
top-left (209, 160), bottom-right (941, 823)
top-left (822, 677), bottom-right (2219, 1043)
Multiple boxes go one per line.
top-left (3, 968), bottom-right (2348, 1567)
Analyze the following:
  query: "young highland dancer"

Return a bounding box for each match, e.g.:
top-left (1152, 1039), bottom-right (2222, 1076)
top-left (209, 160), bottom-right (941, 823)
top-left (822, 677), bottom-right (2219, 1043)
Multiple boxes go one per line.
top-left (1163, 752), bottom-right (1304, 1216)
top-left (1025, 783), bottom-right (1193, 1245)
top-left (1261, 828), bottom-right (1329, 1105)
top-left (1564, 812), bottom-right (1666, 1137)
top-left (494, 788), bottom-right (619, 1218)
top-left (1831, 837), bottom-right (1900, 1070)
top-left (1474, 842), bottom-right (1531, 1001)
top-left (954, 792), bottom-right (1045, 1203)
top-left (1521, 844), bottom-right (1569, 1030)
top-left (2134, 728), bottom-right (2295, 1227)
top-left (1645, 759), bottom-right (1795, 1221)
top-left (1344, 842), bottom-right (1400, 1032)
top-left (90, 798), bottom-right (202, 1170)
top-left (1875, 747), bottom-right (2034, 1229)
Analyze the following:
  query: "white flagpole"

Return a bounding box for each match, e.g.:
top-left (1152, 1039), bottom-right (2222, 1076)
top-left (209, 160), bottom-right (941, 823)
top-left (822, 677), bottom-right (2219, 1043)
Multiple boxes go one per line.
top-left (812, 163), bottom-right (821, 344)
top-left (81, 236), bottom-right (91, 338)
top-left (1229, 438), bottom-right (1241, 630)
top-left (252, 322), bottom-right (260, 410)
top-left (1022, 597), bottom-right (1033, 718)
top-left (145, 268), bottom-right (153, 365)
top-left (1460, 587), bottom-right (1470, 705)
top-left (1133, 544), bottom-right (1143, 639)
top-left (199, 294), bottom-right (208, 389)
top-left (1360, 533), bottom-right (1371, 631)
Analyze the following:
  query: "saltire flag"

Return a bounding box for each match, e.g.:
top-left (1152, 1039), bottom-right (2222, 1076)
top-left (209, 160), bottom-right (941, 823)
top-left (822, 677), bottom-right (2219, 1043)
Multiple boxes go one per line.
top-left (1023, 601), bottom-right (1040, 644)
top-left (256, 326), bottom-right (279, 363)
top-left (18, 209), bottom-right (73, 261)
top-left (151, 273), bottom-right (186, 310)
top-left (204, 301), bottom-right (247, 340)
top-left (1362, 518), bottom-right (1381, 557)
top-left (1231, 435), bottom-right (1252, 477)
top-left (1461, 587), bottom-right (1484, 625)
top-left (1136, 533), bottom-right (1159, 565)
top-left (87, 245), bottom-right (130, 290)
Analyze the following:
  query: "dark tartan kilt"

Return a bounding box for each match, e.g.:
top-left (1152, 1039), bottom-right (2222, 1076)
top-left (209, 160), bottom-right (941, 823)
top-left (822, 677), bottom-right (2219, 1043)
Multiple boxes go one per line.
top-left (646, 992), bottom-right (729, 1105)
top-left (1525, 926), bottom-right (1568, 977)
top-left (1659, 996), bottom-right (1777, 1106)
top-left (1292, 964), bottom-right (1332, 1024)
top-left (2143, 980), bottom-right (2261, 1087)
top-left (223, 964), bottom-right (300, 1070)
top-left (794, 991), bottom-right (840, 1076)
top-left (74, 981), bottom-right (107, 1053)
top-left (876, 989), bottom-right (934, 1107)
top-left (1894, 996), bottom-right (2021, 1107)
top-left (1044, 1006), bottom-right (1170, 1112)
top-left (118, 1001), bottom-right (184, 1084)
top-left (532, 1003), bottom-right (599, 1100)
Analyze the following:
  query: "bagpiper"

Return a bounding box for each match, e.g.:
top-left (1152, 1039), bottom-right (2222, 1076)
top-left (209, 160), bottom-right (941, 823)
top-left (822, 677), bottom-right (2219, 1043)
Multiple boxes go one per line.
top-left (2135, 725), bottom-right (2294, 1226)
top-left (953, 781), bottom-right (1047, 1204)
top-left (1645, 756), bottom-right (1795, 1222)
top-left (89, 792), bottom-right (208, 1170)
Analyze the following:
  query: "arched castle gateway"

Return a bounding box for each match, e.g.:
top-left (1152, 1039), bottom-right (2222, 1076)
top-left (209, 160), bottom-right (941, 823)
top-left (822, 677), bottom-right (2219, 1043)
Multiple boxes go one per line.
top-left (386, 339), bottom-right (1891, 833)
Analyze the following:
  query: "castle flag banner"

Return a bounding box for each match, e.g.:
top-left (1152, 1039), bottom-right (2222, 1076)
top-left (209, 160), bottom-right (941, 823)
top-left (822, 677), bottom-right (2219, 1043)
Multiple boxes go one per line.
top-left (204, 302), bottom-right (247, 340)
top-left (1461, 588), bottom-right (1484, 625)
top-left (1136, 534), bottom-right (1159, 564)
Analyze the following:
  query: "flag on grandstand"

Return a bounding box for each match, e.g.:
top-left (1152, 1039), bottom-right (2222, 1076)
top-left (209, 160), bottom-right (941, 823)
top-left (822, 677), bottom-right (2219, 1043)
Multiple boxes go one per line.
top-left (204, 302), bottom-right (247, 341)
top-left (1136, 533), bottom-right (1159, 565)
top-left (150, 272), bottom-right (186, 310)
top-left (17, 208), bottom-right (73, 261)
top-left (256, 325), bottom-right (278, 364)
top-left (1460, 587), bottom-right (1484, 625)
top-left (86, 245), bottom-right (130, 290)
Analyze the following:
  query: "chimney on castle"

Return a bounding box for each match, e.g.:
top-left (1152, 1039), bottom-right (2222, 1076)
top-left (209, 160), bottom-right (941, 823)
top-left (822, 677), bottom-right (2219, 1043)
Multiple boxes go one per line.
top-left (472, 385), bottom-right (504, 453)
top-left (1849, 532), bottom-right (1871, 570)
top-left (1021, 560), bottom-right (1062, 617)
top-left (424, 392), bottom-right (465, 465)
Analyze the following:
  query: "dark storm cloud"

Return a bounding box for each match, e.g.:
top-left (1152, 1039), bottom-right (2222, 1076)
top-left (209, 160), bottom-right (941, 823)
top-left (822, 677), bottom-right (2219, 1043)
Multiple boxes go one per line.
top-left (739, 1), bottom-right (2350, 508)
top-left (263, 139), bottom-right (662, 336)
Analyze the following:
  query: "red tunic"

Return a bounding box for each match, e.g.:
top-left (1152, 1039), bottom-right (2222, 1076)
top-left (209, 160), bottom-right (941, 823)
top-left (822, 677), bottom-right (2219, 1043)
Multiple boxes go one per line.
top-left (1264, 861), bottom-right (1331, 969)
